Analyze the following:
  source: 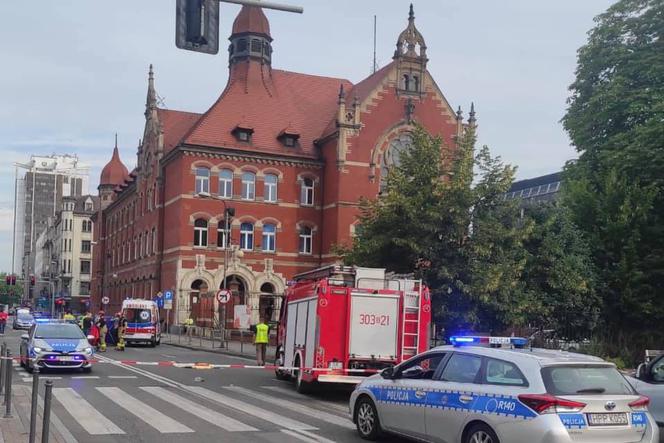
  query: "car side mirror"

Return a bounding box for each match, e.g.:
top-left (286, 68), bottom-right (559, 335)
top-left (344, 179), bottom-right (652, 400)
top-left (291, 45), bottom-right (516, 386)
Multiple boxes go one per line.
top-left (21, 334), bottom-right (29, 341)
top-left (636, 363), bottom-right (648, 380)
top-left (381, 367), bottom-right (395, 379)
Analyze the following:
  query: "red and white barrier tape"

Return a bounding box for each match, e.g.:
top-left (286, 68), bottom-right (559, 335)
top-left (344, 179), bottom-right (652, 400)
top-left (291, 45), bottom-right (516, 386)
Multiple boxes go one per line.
top-left (1, 355), bottom-right (380, 373)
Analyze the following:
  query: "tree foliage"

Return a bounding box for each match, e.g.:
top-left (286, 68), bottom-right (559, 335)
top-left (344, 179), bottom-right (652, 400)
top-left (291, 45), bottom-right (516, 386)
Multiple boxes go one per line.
top-left (341, 125), bottom-right (597, 339)
top-left (562, 0), bottom-right (664, 360)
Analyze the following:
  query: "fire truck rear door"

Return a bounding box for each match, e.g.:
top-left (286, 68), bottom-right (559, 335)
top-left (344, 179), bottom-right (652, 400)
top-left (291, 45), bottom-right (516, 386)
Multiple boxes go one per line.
top-left (349, 293), bottom-right (399, 359)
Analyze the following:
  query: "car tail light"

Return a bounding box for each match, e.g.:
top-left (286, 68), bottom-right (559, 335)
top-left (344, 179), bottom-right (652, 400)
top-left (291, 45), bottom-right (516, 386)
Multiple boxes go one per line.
top-left (518, 394), bottom-right (586, 415)
top-left (628, 396), bottom-right (650, 411)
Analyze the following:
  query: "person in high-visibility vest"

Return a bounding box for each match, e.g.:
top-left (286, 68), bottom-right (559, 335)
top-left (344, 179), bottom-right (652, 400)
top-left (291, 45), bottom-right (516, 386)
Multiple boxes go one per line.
top-left (63, 311), bottom-right (76, 324)
top-left (250, 317), bottom-right (270, 366)
top-left (184, 316), bottom-right (194, 343)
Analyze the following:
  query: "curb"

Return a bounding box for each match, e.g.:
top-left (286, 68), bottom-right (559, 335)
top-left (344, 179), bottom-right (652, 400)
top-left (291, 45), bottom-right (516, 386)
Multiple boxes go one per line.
top-left (163, 340), bottom-right (276, 362)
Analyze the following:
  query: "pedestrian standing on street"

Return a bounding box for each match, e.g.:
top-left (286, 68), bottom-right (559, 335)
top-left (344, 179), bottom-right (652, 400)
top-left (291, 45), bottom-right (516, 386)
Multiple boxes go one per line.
top-left (82, 312), bottom-right (92, 335)
top-left (250, 317), bottom-right (270, 366)
top-left (96, 311), bottom-right (108, 352)
top-left (0, 306), bottom-right (7, 335)
top-left (184, 316), bottom-right (194, 343)
top-left (111, 313), bottom-right (120, 344)
top-left (63, 311), bottom-right (75, 324)
top-left (115, 314), bottom-right (127, 351)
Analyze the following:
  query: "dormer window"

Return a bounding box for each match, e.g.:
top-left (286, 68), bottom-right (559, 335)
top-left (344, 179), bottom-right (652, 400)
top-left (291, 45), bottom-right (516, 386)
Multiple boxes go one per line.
top-left (401, 73), bottom-right (420, 93)
top-left (278, 126), bottom-right (300, 148)
top-left (232, 123), bottom-right (254, 143)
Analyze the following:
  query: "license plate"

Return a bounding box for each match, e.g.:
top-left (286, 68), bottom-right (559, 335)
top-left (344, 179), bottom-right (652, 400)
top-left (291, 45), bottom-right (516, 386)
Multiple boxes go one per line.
top-left (587, 413), bottom-right (628, 426)
top-left (58, 356), bottom-right (75, 361)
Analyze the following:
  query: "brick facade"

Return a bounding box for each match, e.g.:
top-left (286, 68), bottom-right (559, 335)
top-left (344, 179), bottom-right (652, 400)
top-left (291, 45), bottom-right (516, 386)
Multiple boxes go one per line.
top-left (91, 5), bottom-right (470, 327)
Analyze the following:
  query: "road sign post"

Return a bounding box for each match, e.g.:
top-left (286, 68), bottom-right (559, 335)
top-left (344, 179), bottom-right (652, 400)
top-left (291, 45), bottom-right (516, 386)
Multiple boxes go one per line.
top-left (164, 290), bottom-right (173, 334)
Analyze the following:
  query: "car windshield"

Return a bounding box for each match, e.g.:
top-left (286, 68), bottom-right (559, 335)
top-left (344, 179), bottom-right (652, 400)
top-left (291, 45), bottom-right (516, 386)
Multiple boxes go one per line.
top-left (541, 364), bottom-right (635, 396)
top-left (34, 324), bottom-right (85, 339)
top-left (18, 314), bottom-right (34, 321)
top-left (125, 308), bottom-right (152, 324)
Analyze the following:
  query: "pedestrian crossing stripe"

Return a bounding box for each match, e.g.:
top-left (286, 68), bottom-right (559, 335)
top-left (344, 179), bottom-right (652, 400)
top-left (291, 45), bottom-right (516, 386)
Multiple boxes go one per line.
top-left (46, 385), bottom-right (351, 436)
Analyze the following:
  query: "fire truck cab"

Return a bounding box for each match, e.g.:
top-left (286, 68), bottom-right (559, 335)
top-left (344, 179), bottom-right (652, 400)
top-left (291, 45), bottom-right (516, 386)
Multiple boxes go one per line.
top-left (276, 265), bottom-right (431, 393)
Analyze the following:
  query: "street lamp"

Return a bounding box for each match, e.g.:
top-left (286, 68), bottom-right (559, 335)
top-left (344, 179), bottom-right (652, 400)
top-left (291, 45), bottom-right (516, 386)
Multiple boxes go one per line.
top-left (197, 192), bottom-right (235, 331)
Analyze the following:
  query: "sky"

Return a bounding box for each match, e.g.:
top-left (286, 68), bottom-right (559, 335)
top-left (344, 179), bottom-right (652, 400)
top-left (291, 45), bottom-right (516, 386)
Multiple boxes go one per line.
top-left (0, 0), bottom-right (615, 273)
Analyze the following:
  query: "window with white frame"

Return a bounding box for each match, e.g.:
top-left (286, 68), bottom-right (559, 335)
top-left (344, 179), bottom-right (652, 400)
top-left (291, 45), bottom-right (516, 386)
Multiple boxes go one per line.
top-left (217, 221), bottom-right (229, 248)
top-left (240, 222), bottom-right (254, 250)
top-left (195, 167), bottom-right (210, 194)
top-left (219, 169), bottom-right (233, 198)
top-left (262, 223), bottom-right (276, 252)
top-left (152, 228), bottom-right (157, 253)
top-left (241, 172), bottom-right (256, 200)
top-left (300, 178), bottom-right (314, 206)
top-left (147, 230), bottom-right (152, 255)
top-left (264, 174), bottom-right (278, 203)
top-left (194, 219), bottom-right (208, 247)
top-left (299, 226), bottom-right (313, 254)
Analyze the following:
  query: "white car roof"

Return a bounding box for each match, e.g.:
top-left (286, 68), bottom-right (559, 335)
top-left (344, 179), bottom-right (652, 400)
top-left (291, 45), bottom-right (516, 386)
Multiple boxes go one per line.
top-left (430, 345), bottom-right (608, 367)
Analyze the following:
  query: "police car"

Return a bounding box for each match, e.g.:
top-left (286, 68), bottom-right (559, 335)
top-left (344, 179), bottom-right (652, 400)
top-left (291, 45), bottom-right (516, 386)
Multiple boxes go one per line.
top-left (349, 336), bottom-right (660, 443)
top-left (19, 320), bottom-right (94, 373)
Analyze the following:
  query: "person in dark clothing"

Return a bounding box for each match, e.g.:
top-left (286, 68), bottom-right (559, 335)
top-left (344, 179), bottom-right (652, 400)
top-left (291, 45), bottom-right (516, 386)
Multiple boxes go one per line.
top-left (82, 312), bottom-right (93, 335)
top-left (96, 311), bottom-right (108, 352)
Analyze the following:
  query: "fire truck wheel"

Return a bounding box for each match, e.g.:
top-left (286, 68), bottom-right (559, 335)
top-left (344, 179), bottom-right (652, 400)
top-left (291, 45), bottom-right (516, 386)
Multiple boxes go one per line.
top-left (294, 356), bottom-right (314, 394)
top-left (274, 353), bottom-right (290, 380)
top-left (355, 396), bottom-right (382, 440)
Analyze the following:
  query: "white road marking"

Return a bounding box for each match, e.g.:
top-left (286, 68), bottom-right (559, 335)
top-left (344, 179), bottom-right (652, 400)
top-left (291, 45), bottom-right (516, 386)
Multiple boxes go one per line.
top-left (53, 388), bottom-right (125, 435)
top-left (140, 386), bottom-right (257, 432)
top-left (261, 386), bottom-right (349, 414)
top-left (188, 386), bottom-right (317, 431)
top-left (71, 376), bottom-right (99, 379)
top-left (97, 387), bottom-right (194, 434)
top-left (107, 375), bottom-right (137, 379)
top-left (281, 429), bottom-right (338, 443)
top-left (225, 386), bottom-right (354, 429)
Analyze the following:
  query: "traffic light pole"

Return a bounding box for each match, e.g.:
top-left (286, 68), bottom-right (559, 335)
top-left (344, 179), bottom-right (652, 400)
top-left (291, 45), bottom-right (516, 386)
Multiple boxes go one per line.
top-left (219, 0), bottom-right (303, 13)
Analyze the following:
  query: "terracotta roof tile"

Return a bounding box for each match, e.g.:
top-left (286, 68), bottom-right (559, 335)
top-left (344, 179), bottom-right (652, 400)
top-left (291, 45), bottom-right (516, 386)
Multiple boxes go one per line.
top-left (157, 109), bottom-right (201, 153)
top-left (100, 146), bottom-right (129, 187)
top-left (232, 6), bottom-right (271, 38)
top-left (184, 68), bottom-right (352, 158)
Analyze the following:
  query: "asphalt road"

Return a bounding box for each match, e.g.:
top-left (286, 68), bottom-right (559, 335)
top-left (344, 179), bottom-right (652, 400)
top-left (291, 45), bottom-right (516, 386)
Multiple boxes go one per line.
top-left (1, 325), bottom-right (406, 443)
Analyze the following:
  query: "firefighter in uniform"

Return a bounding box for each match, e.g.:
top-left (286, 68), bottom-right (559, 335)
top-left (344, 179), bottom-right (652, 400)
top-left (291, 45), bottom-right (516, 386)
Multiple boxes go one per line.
top-left (96, 311), bottom-right (108, 352)
top-left (115, 313), bottom-right (127, 351)
top-left (251, 317), bottom-right (270, 366)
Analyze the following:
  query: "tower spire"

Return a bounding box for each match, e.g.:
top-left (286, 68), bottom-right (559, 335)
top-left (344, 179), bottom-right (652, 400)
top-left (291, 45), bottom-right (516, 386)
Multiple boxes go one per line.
top-left (468, 102), bottom-right (477, 126)
top-left (114, 133), bottom-right (118, 150)
top-left (145, 64), bottom-right (157, 117)
top-left (394, 4), bottom-right (427, 62)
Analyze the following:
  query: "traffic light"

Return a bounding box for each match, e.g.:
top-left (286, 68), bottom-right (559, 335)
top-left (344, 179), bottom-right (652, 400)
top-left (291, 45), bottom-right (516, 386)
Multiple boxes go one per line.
top-left (175, 0), bottom-right (220, 54)
top-left (5, 275), bottom-right (17, 285)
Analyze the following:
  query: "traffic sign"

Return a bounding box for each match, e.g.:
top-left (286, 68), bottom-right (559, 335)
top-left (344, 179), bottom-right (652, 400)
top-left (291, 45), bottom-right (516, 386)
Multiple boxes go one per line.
top-left (101, 296), bottom-right (109, 305)
top-left (216, 289), bottom-right (231, 304)
top-left (164, 290), bottom-right (173, 310)
top-left (156, 296), bottom-right (164, 309)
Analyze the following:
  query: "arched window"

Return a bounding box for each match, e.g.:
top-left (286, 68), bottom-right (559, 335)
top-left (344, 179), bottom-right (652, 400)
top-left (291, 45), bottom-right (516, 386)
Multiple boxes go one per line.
top-left (300, 178), bottom-right (314, 206)
top-left (219, 169), bottom-right (233, 198)
top-left (240, 222), bottom-right (254, 251)
top-left (217, 220), bottom-right (229, 249)
top-left (264, 174), bottom-right (278, 203)
top-left (262, 223), bottom-right (276, 252)
top-left (195, 167), bottom-right (210, 194)
top-left (411, 75), bottom-right (420, 92)
top-left (403, 74), bottom-right (410, 91)
top-left (241, 172), bottom-right (255, 200)
top-left (194, 219), bottom-right (208, 247)
top-left (299, 226), bottom-right (313, 254)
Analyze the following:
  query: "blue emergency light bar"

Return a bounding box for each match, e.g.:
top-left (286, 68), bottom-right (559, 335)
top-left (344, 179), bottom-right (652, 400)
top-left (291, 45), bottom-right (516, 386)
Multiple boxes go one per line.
top-left (450, 335), bottom-right (528, 348)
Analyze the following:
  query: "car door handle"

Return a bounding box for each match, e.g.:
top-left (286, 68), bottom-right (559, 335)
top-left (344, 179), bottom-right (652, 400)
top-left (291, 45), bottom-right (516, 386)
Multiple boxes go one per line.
top-left (459, 395), bottom-right (473, 403)
top-left (415, 390), bottom-right (427, 399)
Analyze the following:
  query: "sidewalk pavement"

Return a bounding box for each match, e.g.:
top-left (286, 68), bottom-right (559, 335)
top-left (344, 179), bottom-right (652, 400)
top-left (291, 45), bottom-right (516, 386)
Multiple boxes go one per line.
top-left (162, 333), bottom-right (277, 362)
top-left (0, 383), bottom-right (75, 443)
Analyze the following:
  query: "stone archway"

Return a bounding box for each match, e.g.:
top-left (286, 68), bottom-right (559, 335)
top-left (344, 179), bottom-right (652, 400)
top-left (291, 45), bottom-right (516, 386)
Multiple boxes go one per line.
top-left (219, 275), bottom-right (249, 329)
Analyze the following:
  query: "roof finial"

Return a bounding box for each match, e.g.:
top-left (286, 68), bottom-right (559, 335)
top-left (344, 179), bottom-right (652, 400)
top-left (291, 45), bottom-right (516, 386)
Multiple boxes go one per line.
top-left (468, 102), bottom-right (477, 125)
top-left (456, 106), bottom-right (463, 121)
top-left (409, 3), bottom-right (414, 21)
top-left (338, 84), bottom-right (345, 104)
top-left (146, 64), bottom-right (157, 116)
top-left (114, 133), bottom-right (118, 150)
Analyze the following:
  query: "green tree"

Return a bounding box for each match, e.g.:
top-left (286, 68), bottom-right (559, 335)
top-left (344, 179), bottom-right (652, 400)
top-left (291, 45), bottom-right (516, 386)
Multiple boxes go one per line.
top-left (342, 125), bottom-right (532, 333)
top-left (562, 0), bottom-right (664, 360)
top-left (0, 272), bottom-right (23, 307)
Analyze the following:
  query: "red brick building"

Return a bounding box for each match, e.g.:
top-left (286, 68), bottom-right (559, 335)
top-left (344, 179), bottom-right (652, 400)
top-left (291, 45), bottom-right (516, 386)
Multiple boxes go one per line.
top-left (91, 5), bottom-right (469, 327)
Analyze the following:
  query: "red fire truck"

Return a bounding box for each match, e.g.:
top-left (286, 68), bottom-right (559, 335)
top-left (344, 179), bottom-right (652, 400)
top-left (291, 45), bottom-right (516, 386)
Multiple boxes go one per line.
top-left (275, 265), bottom-right (431, 393)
